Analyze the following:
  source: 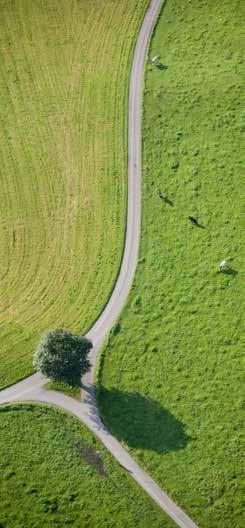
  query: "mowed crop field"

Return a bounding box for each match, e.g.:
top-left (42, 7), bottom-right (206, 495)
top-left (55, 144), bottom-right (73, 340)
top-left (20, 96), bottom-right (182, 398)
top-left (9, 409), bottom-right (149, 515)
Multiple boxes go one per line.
top-left (0, 403), bottom-right (175, 528)
top-left (99, 1), bottom-right (243, 527)
top-left (0, 0), bottom-right (150, 389)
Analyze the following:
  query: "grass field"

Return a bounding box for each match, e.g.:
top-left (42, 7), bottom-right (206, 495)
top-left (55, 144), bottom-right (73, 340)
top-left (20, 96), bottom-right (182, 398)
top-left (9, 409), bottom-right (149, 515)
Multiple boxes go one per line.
top-left (0, 0), bottom-right (149, 389)
top-left (45, 380), bottom-right (81, 400)
top-left (0, 403), bottom-right (176, 528)
top-left (99, 1), bottom-right (244, 527)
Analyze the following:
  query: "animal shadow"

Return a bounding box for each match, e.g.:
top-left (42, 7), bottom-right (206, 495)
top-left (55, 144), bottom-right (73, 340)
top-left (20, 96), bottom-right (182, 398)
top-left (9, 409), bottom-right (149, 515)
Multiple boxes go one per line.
top-left (188, 216), bottom-right (204, 228)
top-left (222, 267), bottom-right (238, 277)
top-left (164, 197), bottom-right (174, 207)
top-left (157, 191), bottom-right (173, 206)
top-left (157, 63), bottom-right (168, 71)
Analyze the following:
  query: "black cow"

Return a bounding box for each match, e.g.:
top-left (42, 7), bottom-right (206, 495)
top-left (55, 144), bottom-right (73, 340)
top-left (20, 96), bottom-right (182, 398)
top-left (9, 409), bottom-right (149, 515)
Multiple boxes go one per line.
top-left (188, 215), bottom-right (199, 225)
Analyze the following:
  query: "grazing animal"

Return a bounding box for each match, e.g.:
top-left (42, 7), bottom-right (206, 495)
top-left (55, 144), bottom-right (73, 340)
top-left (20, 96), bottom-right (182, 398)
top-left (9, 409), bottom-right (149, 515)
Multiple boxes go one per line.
top-left (157, 190), bottom-right (165, 199)
top-left (151, 55), bottom-right (158, 64)
top-left (188, 215), bottom-right (199, 226)
top-left (157, 190), bottom-right (173, 206)
top-left (219, 260), bottom-right (228, 272)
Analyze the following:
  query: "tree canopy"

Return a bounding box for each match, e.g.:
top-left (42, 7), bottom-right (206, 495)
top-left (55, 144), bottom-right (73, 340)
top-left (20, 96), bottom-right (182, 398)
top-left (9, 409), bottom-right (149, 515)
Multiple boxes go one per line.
top-left (33, 329), bottom-right (92, 385)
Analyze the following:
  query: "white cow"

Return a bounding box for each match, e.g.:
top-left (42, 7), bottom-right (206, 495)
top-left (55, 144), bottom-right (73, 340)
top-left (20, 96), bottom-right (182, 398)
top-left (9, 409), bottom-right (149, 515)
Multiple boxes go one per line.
top-left (219, 260), bottom-right (228, 272)
top-left (151, 55), bottom-right (159, 64)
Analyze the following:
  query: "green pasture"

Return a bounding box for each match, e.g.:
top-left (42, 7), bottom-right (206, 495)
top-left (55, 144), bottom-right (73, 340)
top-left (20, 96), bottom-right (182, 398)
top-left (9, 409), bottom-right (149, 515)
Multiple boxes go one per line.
top-left (0, 0), bottom-right (148, 389)
top-left (0, 403), bottom-right (175, 528)
top-left (99, 1), bottom-right (244, 527)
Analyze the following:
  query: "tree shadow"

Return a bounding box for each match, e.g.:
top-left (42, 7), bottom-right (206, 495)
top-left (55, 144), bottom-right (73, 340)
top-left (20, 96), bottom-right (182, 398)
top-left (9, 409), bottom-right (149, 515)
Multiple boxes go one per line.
top-left (157, 63), bottom-right (168, 71)
top-left (96, 386), bottom-right (189, 454)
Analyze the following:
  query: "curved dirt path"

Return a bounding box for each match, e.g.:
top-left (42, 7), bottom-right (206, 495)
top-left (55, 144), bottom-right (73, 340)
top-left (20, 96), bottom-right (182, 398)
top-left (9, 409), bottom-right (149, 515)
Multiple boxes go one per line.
top-left (0, 1), bottom-right (198, 527)
top-left (84, 0), bottom-right (158, 381)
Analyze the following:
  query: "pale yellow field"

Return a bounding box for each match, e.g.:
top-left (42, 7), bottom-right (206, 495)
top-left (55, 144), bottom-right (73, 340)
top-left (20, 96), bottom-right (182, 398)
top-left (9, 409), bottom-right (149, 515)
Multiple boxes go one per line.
top-left (0, 0), bottom-right (148, 388)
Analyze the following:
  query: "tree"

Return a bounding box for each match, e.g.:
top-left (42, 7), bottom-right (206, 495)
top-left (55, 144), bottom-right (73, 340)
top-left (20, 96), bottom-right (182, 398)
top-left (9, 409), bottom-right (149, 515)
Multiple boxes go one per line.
top-left (33, 329), bottom-right (92, 385)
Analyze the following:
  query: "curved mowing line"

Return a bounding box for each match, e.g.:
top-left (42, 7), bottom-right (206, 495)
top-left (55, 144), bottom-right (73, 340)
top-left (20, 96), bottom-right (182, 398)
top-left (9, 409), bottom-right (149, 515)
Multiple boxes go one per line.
top-left (0, 1), bottom-right (198, 526)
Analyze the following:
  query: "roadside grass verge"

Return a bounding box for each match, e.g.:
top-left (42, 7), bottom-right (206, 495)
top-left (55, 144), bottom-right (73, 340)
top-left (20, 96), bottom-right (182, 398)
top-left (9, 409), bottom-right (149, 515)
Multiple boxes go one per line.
top-left (45, 381), bottom-right (81, 400)
top-left (0, 0), bottom-right (149, 389)
top-left (99, 1), bottom-right (243, 527)
top-left (0, 403), bottom-right (175, 528)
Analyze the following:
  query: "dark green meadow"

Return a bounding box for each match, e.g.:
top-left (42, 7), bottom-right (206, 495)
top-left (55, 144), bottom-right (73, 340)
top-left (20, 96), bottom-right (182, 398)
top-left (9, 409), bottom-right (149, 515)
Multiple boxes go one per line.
top-left (0, 404), bottom-right (174, 528)
top-left (99, 1), bottom-right (244, 527)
